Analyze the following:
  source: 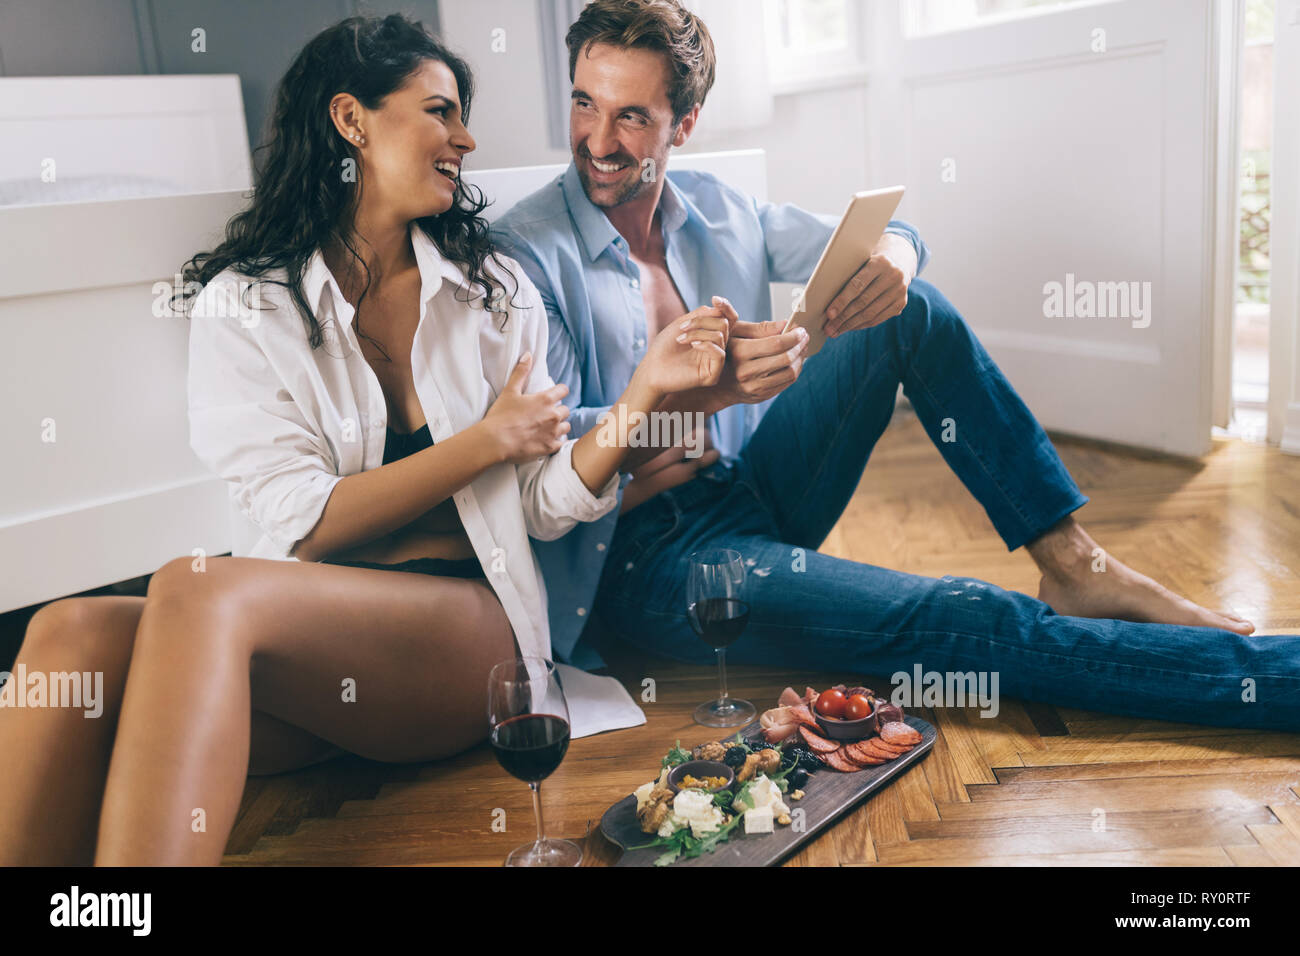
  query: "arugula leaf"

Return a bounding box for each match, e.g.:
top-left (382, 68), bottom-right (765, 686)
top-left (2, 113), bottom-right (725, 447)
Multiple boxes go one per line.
top-left (731, 780), bottom-right (756, 812)
top-left (660, 740), bottom-right (692, 770)
top-left (655, 845), bottom-right (684, 866)
top-left (685, 811), bottom-right (746, 859)
top-left (730, 731), bottom-right (756, 754)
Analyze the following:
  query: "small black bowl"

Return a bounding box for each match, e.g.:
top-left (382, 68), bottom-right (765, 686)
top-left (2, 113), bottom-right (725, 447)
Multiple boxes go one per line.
top-left (666, 760), bottom-right (735, 794)
top-left (814, 701), bottom-right (875, 741)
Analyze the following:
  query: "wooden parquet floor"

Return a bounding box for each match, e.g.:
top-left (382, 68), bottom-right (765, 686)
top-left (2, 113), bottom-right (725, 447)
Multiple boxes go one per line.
top-left (220, 413), bottom-right (1300, 866)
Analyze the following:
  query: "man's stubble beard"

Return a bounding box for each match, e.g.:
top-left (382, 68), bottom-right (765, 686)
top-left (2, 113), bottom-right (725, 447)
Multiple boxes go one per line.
top-left (576, 134), bottom-right (674, 209)
top-left (576, 163), bottom-right (648, 208)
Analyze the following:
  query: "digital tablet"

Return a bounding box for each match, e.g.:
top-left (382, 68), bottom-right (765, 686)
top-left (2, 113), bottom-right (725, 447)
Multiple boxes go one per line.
top-left (783, 185), bottom-right (905, 357)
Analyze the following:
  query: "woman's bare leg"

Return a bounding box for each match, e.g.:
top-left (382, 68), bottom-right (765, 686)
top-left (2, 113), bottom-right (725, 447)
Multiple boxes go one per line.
top-left (0, 597), bottom-right (139, 865)
top-left (0, 595), bottom-right (343, 866)
top-left (94, 555), bottom-right (515, 866)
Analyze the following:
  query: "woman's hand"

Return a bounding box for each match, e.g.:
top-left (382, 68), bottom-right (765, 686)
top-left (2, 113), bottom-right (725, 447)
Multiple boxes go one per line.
top-left (632, 298), bottom-right (733, 401)
top-left (480, 352), bottom-right (571, 464)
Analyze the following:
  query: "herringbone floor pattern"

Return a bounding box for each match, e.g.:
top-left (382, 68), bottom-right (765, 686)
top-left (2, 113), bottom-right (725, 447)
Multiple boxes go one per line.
top-left (220, 414), bottom-right (1300, 866)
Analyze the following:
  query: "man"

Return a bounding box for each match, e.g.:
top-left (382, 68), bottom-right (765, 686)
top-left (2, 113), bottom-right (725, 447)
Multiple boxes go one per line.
top-left (491, 0), bottom-right (1299, 731)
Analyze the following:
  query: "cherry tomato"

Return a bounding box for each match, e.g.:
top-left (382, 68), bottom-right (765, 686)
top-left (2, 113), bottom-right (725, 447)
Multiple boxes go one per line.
top-left (844, 694), bottom-right (873, 721)
top-left (816, 689), bottom-right (846, 719)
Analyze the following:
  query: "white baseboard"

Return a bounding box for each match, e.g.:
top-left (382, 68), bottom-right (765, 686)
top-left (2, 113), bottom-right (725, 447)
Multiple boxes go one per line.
top-left (1281, 403), bottom-right (1300, 456)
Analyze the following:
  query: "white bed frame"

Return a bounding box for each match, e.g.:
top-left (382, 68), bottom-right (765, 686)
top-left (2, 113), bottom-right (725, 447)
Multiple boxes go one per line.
top-left (0, 72), bottom-right (767, 613)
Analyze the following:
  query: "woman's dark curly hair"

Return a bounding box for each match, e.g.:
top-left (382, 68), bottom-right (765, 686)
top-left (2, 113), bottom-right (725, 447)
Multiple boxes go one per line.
top-left (173, 13), bottom-right (518, 353)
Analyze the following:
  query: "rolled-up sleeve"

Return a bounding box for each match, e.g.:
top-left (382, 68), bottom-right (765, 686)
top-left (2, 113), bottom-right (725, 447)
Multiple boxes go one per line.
top-left (508, 275), bottom-right (620, 541)
top-left (187, 280), bottom-right (342, 556)
top-left (758, 199), bottom-right (931, 281)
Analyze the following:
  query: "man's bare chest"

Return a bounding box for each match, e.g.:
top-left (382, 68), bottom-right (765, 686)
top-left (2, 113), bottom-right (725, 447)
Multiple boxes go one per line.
top-left (632, 255), bottom-right (689, 338)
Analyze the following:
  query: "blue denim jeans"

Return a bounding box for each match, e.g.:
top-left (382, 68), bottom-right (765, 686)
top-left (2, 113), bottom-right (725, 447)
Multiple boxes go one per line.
top-left (594, 279), bottom-right (1300, 732)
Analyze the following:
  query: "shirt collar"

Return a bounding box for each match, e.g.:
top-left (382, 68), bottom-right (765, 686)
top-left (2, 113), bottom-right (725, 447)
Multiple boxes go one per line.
top-left (560, 161), bottom-right (691, 262)
top-left (301, 221), bottom-right (471, 326)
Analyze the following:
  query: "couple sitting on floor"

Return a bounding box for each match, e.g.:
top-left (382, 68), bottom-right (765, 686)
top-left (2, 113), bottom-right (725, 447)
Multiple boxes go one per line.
top-left (5, 1), bottom-right (1297, 867)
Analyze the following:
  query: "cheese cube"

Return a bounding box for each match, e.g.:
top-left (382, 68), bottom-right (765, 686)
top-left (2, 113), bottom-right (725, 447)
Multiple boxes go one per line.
top-left (672, 790), bottom-right (724, 837)
top-left (744, 806), bottom-right (774, 834)
top-left (634, 781), bottom-right (654, 812)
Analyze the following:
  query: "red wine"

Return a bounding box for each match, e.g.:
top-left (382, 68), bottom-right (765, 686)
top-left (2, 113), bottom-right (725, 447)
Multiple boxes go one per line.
top-left (491, 713), bottom-right (570, 783)
top-left (688, 597), bottom-right (750, 649)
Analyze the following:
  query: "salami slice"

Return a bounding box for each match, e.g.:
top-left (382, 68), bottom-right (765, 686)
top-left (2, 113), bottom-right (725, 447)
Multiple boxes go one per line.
top-left (820, 748), bottom-right (862, 772)
top-left (798, 725), bottom-right (841, 753)
top-left (880, 721), bottom-right (922, 746)
top-left (843, 741), bottom-right (887, 766)
top-left (868, 737), bottom-right (910, 756)
top-left (857, 738), bottom-right (902, 761)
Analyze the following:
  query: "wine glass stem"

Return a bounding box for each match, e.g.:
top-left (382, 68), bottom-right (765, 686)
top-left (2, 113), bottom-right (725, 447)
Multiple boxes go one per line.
top-left (530, 780), bottom-right (545, 845)
top-left (715, 647), bottom-right (729, 704)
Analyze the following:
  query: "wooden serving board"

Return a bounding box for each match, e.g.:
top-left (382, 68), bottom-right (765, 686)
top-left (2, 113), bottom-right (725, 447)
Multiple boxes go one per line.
top-left (600, 715), bottom-right (935, 867)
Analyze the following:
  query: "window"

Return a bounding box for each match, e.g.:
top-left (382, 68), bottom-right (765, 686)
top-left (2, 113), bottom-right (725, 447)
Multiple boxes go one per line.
top-left (902, 0), bottom-right (1118, 37)
top-left (762, 0), bottom-right (867, 92)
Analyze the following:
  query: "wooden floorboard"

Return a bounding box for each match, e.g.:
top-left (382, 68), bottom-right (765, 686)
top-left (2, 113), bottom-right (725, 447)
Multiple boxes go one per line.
top-left (218, 413), bottom-right (1300, 866)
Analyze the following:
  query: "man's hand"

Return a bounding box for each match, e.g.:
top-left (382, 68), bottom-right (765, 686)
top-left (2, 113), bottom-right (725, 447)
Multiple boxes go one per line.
top-left (710, 296), bottom-right (810, 408)
top-left (823, 232), bottom-right (918, 338)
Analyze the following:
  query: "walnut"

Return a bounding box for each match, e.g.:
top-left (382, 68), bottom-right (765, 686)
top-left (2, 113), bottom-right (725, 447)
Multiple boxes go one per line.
top-left (636, 787), bottom-right (675, 834)
top-left (754, 749), bottom-right (781, 774)
top-left (694, 741), bottom-right (729, 762)
top-left (776, 813), bottom-right (792, 826)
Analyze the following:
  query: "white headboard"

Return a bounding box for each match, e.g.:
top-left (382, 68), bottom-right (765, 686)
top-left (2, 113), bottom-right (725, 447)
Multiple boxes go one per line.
top-left (0, 75), bottom-right (252, 202)
top-left (468, 148), bottom-right (768, 219)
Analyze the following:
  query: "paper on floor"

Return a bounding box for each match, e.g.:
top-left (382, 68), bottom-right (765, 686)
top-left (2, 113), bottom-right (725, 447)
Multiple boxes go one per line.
top-left (555, 663), bottom-right (645, 739)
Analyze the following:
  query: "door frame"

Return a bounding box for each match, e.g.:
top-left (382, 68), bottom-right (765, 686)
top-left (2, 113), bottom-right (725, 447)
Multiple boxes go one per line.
top-left (1211, 0), bottom-right (1245, 431)
top-left (1269, 0), bottom-right (1300, 452)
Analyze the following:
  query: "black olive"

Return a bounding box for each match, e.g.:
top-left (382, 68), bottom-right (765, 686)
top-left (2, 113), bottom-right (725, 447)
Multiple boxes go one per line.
top-left (798, 750), bottom-right (823, 772)
top-left (723, 746), bottom-right (748, 769)
top-left (788, 768), bottom-right (809, 789)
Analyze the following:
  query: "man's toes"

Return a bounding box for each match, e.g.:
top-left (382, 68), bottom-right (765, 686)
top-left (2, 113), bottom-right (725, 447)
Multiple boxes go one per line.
top-left (1210, 610), bottom-right (1254, 635)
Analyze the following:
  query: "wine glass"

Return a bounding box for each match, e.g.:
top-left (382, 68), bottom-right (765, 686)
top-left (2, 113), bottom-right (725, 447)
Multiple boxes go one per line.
top-left (487, 657), bottom-right (581, 867)
top-left (687, 548), bottom-right (756, 727)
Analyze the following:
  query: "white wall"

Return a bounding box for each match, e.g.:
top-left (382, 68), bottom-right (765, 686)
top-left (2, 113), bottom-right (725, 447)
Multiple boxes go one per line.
top-left (437, 0), bottom-right (570, 170)
top-left (435, 0), bottom-right (881, 216)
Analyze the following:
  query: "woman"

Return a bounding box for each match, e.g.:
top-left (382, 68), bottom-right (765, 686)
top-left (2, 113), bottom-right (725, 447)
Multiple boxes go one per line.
top-left (0, 14), bottom-right (732, 866)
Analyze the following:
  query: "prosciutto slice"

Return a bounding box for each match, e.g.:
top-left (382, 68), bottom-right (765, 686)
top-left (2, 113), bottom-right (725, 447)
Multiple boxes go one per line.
top-left (759, 706), bottom-right (800, 744)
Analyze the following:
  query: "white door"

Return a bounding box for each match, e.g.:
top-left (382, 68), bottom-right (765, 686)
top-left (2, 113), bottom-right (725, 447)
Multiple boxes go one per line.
top-left (897, 0), bottom-right (1228, 456)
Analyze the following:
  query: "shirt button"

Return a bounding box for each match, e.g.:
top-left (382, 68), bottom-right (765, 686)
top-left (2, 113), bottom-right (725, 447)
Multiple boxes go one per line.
top-left (596, 542), bottom-right (606, 551)
top-left (630, 278), bottom-right (640, 290)
top-left (633, 338), bottom-right (645, 349)
top-left (576, 607), bottom-right (586, 617)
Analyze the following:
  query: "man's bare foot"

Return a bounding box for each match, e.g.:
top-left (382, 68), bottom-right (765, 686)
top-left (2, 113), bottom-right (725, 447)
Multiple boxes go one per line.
top-left (1027, 517), bottom-right (1255, 635)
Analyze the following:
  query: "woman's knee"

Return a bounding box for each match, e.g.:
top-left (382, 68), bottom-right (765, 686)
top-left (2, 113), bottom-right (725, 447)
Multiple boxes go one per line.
top-left (19, 596), bottom-right (143, 668)
top-left (139, 555), bottom-right (260, 658)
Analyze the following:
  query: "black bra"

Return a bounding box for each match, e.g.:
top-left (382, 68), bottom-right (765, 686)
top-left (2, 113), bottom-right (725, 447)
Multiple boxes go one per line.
top-left (383, 422), bottom-right (434, 465)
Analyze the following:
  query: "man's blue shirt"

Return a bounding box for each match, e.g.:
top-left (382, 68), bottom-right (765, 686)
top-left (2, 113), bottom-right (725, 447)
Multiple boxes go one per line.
top-left (491, 161), bottom-right (929, 669)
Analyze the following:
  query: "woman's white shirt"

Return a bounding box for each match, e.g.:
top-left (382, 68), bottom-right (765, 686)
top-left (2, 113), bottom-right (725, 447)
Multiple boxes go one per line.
top-left (185, 221), bottom-right (620, 662)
